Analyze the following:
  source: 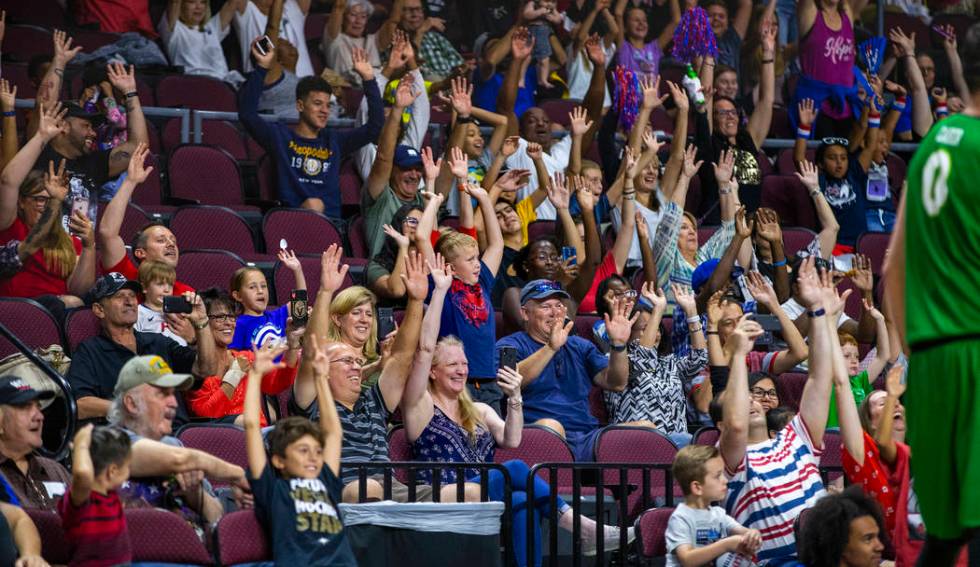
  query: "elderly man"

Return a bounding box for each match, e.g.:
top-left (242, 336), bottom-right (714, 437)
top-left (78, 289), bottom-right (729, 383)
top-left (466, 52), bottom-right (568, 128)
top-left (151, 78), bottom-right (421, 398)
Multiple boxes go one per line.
top-left (109, 355), bottom-right (248, 527)
top-left (401, 0), bottom-right (464, 81)
top-left (496, 280), bottom-right (633, 461)
top-left (0, 377), bottom-right (70, 510)
top-left (66, 273), bottom-right (218, 423)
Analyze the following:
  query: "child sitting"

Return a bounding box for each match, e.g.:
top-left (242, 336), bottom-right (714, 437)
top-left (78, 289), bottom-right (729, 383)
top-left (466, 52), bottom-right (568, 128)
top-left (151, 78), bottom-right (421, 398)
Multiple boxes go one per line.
top-left (230, 249), bottom-right (306, 349)
top-left (59, 425), bottom-right (133, 567)
top-left (522, 0), bottom-right (564, 89)
top-left (244, 340), bottom-right (355, 565)
top-left (666, 445), bottom-right (762, 567)
top-left (135, 260), bottom-right (192, 346)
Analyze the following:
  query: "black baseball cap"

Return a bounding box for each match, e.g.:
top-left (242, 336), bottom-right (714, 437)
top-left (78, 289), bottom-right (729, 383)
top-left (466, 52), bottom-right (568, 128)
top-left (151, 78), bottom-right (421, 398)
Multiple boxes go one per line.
top-left (0, 376), bottom-right (55, 406)
top-left (64, 102), bottom-right (105, 127)
top-left (89, 272), bottom-right (141, 302)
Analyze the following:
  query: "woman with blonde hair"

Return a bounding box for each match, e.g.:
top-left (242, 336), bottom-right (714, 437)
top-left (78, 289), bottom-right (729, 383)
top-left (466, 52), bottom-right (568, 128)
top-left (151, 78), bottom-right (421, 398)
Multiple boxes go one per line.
top-left (401, 256), bottom-right (631, 567)
top-left (327, 285), bottom-right (383, 387)
top-left (0, 103), bottom-right (95, 309)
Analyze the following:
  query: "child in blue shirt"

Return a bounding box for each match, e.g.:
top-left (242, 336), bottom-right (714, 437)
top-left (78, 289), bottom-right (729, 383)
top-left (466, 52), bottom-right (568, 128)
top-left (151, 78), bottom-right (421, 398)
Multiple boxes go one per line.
top-left (230, 249), bottom-right (306, 350)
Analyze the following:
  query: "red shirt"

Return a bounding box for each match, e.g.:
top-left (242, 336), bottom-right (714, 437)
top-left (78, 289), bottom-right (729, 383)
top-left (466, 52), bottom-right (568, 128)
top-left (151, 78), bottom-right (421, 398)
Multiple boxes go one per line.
top-left (107, 254), bottom-right (194, 295)
top-left (579, 252), bottom-right (619, 313)
top-left (58, 489), bottom-right (132, 567)
top-left (75, 0), bottom-right (157, 38)
top-left (185, 349), bottom-right (298, 427)
top-left (0, 218), bottom-right (81, 297)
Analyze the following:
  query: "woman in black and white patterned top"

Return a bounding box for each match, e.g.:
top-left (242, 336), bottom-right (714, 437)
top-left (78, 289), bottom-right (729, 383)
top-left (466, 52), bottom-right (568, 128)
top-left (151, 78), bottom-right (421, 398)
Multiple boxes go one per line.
top-left (604, 282), bottom-right (707, 447)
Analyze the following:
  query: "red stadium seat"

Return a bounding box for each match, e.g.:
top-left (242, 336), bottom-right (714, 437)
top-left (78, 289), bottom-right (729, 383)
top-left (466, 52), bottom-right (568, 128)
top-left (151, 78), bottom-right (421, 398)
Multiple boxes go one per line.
top-left (776, 147), bottom-right (815, 176)
top-left (768, 105), bottom-right (794, 139)
top-left (0, 298), bottom-right (62, 359)
top-left (693, 426), bottom-right (720, 446)
top-left (856, 231), bottom-right (890, 276)
top-left (199, 120), bottom-right (249, 161)
top-left (176, 423), bottom-right (248, 472)
top-left (595, 426), bottom-right (681, 518)
top-left (157, 75), bottom-right (238, 112)
top-left (169, 205), bottom-right (260, 260)
top-left (3, 0), bottom-right (67, 27)
top-left (129, 161), bottom-right (175, 214)
top-left (527, 220), bottom-right (557, 243)
top-left (348, 215), bottom-right (369, 258)
top-left (387, 425), bottom-right (413, 483)
top-left (263, 208), bottom-right (344, 256)
top-left (64, 308), bottom-right (101, 354)
top-left (0, 63), bottom-right (37, 99)
top-left (837, 277), bottom-right (863, 320)
top-left (781, 227), bottom-right (818, 257)
top-left (495, 425), bottom-right (579, 491)
top-left (273, 254), bottom-right (354, 305)
top-left (339, 160), bottom-right (363, 214)
top-left (3, 26), bottom-right (53, 62)
top-left (70, 30), bottom-right (122, 52)
top-left (697, 225), bottom-right (718, 247)
top-left (886, 152), bottom-right (907, 196)
top-left (126, 508), bottom-right (213, 564)
top-left (589, 386), bottom-right (609, 426)
top-left (573, 314), bottom-right (600, 340)
top-left (685, 174), bottom-right (702, 215)
top-left (821, 429), bottom-right (843, 481)
top-left (167, 145), bottom-right (258, 211)
top-left (256, 154), bottom-right (279, 205)
top-left (176, 250), bottom-right (246, 291)
top-left (885, 13), bottom-right (931, 51)
top-left (25, 510), bottom-right (69, 565)
top-left (539, 99), bottom-right (578, 127)
top-left (761, 175), bottom-right (818, 231)
top-left (216, 510), bottom-right (271, 565)
top-left (636, 506), bottom-right (674, 559)
top-left (775, 372), bottom-right (807, 413)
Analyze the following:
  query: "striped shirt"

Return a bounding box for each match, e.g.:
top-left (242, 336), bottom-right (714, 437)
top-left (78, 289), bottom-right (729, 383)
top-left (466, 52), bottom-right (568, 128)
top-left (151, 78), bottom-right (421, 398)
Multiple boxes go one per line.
top-left (290, 384), bottom-right (391, 485)
top-left (652, 202), bottom-right (735, 306)
top-left (724, 415), bottom-right (826, 562)
top-left (58, 490), bottom-right (131, 567)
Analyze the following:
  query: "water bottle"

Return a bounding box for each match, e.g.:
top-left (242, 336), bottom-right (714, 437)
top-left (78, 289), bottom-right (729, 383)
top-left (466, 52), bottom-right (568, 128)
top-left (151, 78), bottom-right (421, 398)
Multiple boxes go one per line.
top-left (682, 64), bottom-right (705, 106)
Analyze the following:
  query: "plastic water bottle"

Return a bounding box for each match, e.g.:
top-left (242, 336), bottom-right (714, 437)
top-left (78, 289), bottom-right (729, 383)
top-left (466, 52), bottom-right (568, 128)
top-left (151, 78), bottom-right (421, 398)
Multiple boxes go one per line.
top-left (682, 64), bottom-right (705, 106)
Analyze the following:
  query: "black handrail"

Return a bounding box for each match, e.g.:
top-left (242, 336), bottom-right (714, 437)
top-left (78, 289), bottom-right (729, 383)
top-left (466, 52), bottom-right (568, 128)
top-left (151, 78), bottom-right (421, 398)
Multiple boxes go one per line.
top-left (0, 322), bottom-right (77, 461)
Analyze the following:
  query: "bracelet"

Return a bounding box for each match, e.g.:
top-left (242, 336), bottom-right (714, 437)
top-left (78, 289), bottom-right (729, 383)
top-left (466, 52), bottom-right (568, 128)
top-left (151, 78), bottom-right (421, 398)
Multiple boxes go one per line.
top-left (125, 91), bottom-right (139, 98)
top-left (892, 96), bottom-right (907, 112)
top-left (456, 115), bottom-right (474, 124)
top-left (192, 317), bottom-right (210, 330)
top-left (719, 187), bottom-right (732, 195)
top-left (936, 104), bottom-right (949, 117)
top-left (609, 342), bottom-right (627, 352)
top-left (1, 111), bottom-right (14, 117)
top-left (706, 330), bottom-right (719, 336)
top-left (772, 259), bottom-right (787, 267)
top-left (809, 189), bottom-right (820, 198)
top-left (868, 112), bottom-right (881, 128)
top-left (796, 125), bottom-right (812, 139)
top-left (686, 315), bottom-right (701, 324)
top-left (807, 308), bottom-right (826, 318)
top-left (508, 398), bottom-right (523, 407)
top-left (688, 324), bottom-right (703, 333)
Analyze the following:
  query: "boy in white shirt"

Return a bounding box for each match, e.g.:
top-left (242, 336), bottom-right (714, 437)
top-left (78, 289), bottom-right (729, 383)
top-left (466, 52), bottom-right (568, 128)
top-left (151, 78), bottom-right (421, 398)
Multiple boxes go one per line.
top-left (665, 445), bottom-right (762, 567)
top-left (135, 260), bottom-right (192, 346)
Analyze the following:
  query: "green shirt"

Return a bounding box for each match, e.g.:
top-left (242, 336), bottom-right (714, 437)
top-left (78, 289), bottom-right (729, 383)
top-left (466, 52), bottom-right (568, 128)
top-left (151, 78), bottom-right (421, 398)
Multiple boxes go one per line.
top-left (905, 114), bottom-right (980, 348)
top-left (827, 370), bottom-right (871, 428)
top-left (362, 186), bottom-right (423, 258)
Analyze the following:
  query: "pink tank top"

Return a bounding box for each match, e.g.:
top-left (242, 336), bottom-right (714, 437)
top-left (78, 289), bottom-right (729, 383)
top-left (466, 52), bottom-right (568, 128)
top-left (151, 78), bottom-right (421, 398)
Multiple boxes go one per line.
top-left (800, 11), bottom-right (855, 87)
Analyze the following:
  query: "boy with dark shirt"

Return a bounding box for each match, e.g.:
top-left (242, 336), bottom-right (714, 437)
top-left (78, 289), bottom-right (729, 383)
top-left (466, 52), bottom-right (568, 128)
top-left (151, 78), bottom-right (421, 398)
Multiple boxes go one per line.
top-left (244, 341), bottom-right (356, 566)
top-left (239, 36), bottom-right (383, 218)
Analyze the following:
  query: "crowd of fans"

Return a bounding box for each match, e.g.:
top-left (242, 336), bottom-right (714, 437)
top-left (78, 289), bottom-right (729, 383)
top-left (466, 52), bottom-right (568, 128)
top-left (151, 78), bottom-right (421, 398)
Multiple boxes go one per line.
top-left (0, 0), bottom-right (977, 565)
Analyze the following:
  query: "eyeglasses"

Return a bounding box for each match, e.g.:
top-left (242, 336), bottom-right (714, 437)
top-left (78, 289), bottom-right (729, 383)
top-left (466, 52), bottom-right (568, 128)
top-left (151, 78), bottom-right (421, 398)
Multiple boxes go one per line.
top-left (714, 108), bottom-right (738, 118)
top-left (750, 387), bottom-right (779, 400)
top-left (821, 137), bottom-right (850, 147)
top-left (331, 356), bottom-right (366, 367)
top-left (25, 195), bottom-right (50, 206)
top-left (402, 217), bottom-right (420, 227)
top-left (403, 6), bottom-right (424, 12)
top-left (612, 289), bottom-right (638, 300)
top-left (534, 253), bottom-right (560, 263)
top-left (209, 314), bottom-right (236, 323)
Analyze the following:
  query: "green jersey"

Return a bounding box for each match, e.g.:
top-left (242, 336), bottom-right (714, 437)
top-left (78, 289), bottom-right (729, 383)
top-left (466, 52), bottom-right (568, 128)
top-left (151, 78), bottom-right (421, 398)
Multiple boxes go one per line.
top-left (905, 114), bottom-right (980, 347)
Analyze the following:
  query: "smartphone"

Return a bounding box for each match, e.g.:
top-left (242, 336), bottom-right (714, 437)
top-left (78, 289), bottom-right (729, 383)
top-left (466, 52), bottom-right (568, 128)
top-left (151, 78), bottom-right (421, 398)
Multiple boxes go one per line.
top-left (755, 314), bottom-right (782, 332)
top-left (377, 307), bottom-right (395, 340)
top-left (255, 35), bottom-right (274, 56)
top-left (499, 346), bottom-right (518, 371)
top-left (561, 246), bottom-right (577, 266)
top-left (289, 289), bottom-right (309, 326)
top-left (163, 295), bottom-right (193, 314)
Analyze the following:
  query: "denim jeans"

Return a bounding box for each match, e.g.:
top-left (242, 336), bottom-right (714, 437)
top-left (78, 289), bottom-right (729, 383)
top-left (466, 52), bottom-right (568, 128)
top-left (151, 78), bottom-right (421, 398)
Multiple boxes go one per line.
top-left (776, 0), bottom-right (799, 46)
top-left (865, 208), bottom-right (896, 233)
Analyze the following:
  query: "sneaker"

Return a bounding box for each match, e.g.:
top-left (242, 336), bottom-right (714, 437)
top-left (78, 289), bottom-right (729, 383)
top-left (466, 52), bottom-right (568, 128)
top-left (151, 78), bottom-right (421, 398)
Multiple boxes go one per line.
top-left (581, 525), bottom-right (636, 556)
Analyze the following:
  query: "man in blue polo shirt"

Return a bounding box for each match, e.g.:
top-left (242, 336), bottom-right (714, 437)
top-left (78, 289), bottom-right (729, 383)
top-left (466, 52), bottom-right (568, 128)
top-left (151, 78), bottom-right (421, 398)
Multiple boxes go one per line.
top-left (496, 279), bottom-right (633, 461)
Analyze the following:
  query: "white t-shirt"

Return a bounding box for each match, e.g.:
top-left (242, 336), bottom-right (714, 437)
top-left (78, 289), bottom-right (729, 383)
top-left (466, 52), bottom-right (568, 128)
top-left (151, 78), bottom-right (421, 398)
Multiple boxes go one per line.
top-left (353, 69), bottom-right (431, 181)
top-left (321, 32), bottom-right (382, 86)
top-left (611, 191), bottom-right (668, 268)
top-left (505, 135), bottom-right (574, 220)
top-left (780, 296), bottom-right (854, 328)
top-left (665, 503), bottom-right (751, 567)
top-left (233, 0), bottom-right (313, 77)
top-left (136, 304), bottom-right (189, 347)
top-left (565, 42), bottom-right (615, 107)
top-left (159, 13), bottom-right (243, 86)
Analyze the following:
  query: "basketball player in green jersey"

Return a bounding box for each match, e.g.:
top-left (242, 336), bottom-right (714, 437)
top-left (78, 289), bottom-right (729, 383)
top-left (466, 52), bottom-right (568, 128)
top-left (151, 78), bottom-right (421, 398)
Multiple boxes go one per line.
top-left (885, 23), bottom-right (980, 567)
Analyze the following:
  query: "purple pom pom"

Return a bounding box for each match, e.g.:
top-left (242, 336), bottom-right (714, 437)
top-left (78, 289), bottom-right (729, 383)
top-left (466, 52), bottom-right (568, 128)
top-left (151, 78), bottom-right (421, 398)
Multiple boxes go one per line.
top-left (671, 7), bottom-right (719, 63)
top-left (613, 66), bottom-right (642, 132)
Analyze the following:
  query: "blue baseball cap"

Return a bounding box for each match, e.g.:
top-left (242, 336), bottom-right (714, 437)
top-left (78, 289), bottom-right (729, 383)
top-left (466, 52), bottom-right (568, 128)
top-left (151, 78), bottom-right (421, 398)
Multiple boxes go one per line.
top-left (520, 279), bottom-right (571, 305)
top-left (691, 258), bottom-right (720, 293)
top-left (393, 145), bottom-right (423, 169)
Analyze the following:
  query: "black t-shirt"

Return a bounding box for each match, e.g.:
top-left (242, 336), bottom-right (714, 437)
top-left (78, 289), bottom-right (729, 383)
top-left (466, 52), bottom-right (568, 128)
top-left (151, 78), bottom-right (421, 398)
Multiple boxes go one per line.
top-left (250, 463), bottom-right (357, 567)
top-left (695, 112), bottom-right (763, 224)
top-left (491, 246), bottom-right (521, 308)
top-left (34, 145), bottom-right (110, 228)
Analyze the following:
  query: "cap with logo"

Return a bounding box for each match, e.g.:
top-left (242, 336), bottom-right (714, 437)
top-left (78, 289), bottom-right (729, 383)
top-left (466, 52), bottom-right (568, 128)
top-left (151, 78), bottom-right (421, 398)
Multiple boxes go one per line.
top-left (393, 145), bottom-right (423, 169)
top-left (114, 355), bottom-right (193, 397)
top-left (0, 375), bottom-right (56, 406)
top-left (89, 272), bottom-right (141, 302)
top-left (519, 279), bottom-right (571, 305)
top-left (64, 101), bottom-right (106, 128)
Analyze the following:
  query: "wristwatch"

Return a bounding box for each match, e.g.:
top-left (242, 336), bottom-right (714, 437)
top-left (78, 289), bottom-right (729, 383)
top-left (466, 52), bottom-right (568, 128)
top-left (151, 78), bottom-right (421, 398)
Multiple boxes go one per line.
top-left (192, 317), bottom-right (210, 330)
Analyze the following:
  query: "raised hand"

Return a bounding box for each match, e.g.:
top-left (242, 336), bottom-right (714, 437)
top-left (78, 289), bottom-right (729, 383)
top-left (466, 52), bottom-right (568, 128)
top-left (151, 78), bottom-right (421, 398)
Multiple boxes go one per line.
top-left (547, 305), bottom-right (573, 350)
top-left (383, 223), bottom-right (411, 248)
top-left (428, 253), bottom-right (455, 290)
top-left (705, 289), bottom-right (726, 326)
top-left (932, 86), bottom-right (948, 106)
top-left (623, 146), bottom-right (640, 179)
top-left (37, 102), bottom-right (68, 141)
top-left (819, 264), bottom-right (851, 317)
top-left (52, 29), bottom-right (83, 67)
top-left (797, 98), bottom-right (817, 127)
top-left (671, 283), bottom-right (699, 316)
top-left (557, 257), bottom-right (579, 283)
top-left (795, 160), bottom-right (820, 192)
top-left (495, 168), bottom-right (531, 193)
top-left (424, 16), bottom-right (446, 33)
top-left (635, 211), bottom-right (650, 241)
top-left (940, 23), bottom-right (957, 51)
top-left (862, 297), bottom-right (884, 322)
top-left (527, 141), bottom-right (543, 161)
top-left (605, 296), bottom-right (639, 345)
top-left (285, 316), bottom-right (307, 350)
top-left (760, 16), bottom-right (776, 54)
top-left (888, 27), bottom-right (916, 57)
top-left (729, 314), bottom-right (764, 354)
top-left (126, 142), bottom-right (154, 185)
top-left (250, 36), bottom-right (275, 69)
top-left (388, 29), bottom-right (413, 71)
top-left (546, 172), bottom-right (570, 210)
top-left (277, 248), bottom-right (302, 272)
top-left (448, 145), bottom-right (469, 179)
top-left (851, 254), bottom-right (874, 293)
top-left (640, 75), bottom-right (668, 110)
top-left (884, 80), bottom-right (908, 98)
top-left (642, 128), bottom-right (664, 155)
top-left (502, 135), bottom-right (520, 157)
top-left (254, 342), bottom-right (288, 376)
top-left (713, 148), bottom-right (735, 185)
top-left (569, 106), bottom-right (593, 136)
top-left (420, 146), bottom-right (442, 181)
top-left (394, 75), bottom-right (418, 109)
top-left (319, 244), bottom-right (350, 293)
top-left (795, 256), bottom-right (822, 308)
top-left (682, 144), bottom-right (703, 178)
top-left (745, 271), bottom-right (778, 309)
top-left (666, 80), bottom-right (688, 113)
top-left (462, 182), bottom-right (489, 201)
top-left (0, 79), bottom-right (16, 113)
top-left (43, 159), bottom-right (70, 203)
top-left (641, 281), bottom-right (667, 313)
top-left (402, 251), bottom-right (430, 301)
top-left (448, 76), bottom-right (473, 118)
top-left (576, 180), bottom-right (595, 212)
top-left (584, 33), bottom-right (606, 66)
top-left (755, 208), bottom-right (782, 244)
top-left (735, 206), bottom-right (754, 240)
top-left (351, 47), bottom-right (375, 81)
top-left (106, 62), bottom-right (137, 94)
top-left (511, 27), bottom-right (534, 60)
top-left (496, 365), bottom-right (523, 398)
top-left (885, 364), bottom-right (906, 399)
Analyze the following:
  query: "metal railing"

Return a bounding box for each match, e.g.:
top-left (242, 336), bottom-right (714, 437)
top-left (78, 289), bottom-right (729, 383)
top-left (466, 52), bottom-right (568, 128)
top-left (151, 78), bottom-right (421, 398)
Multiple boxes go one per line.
top-left (14, 98), bottom-right (193, 145)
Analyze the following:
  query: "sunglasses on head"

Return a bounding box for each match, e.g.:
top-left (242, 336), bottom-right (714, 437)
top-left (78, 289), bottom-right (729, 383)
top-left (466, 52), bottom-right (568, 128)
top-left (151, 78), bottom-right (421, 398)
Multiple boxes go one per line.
top-left (821, 137), bottom-right (849, 147)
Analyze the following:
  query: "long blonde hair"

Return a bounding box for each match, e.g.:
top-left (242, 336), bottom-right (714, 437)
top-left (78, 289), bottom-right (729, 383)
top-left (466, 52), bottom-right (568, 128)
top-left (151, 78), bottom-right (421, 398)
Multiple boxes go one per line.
top-left (327, 286), bottom-right (379, 363)
top-left (19, 172), bottom-right (76, 279)
top-left (431, 336), bottom-right (485, 443)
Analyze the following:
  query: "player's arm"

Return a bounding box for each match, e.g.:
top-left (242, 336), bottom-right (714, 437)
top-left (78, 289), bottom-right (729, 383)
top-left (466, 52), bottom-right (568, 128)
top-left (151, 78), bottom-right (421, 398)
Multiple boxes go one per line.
top-left (883, 193), bottom-right (906, 352)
